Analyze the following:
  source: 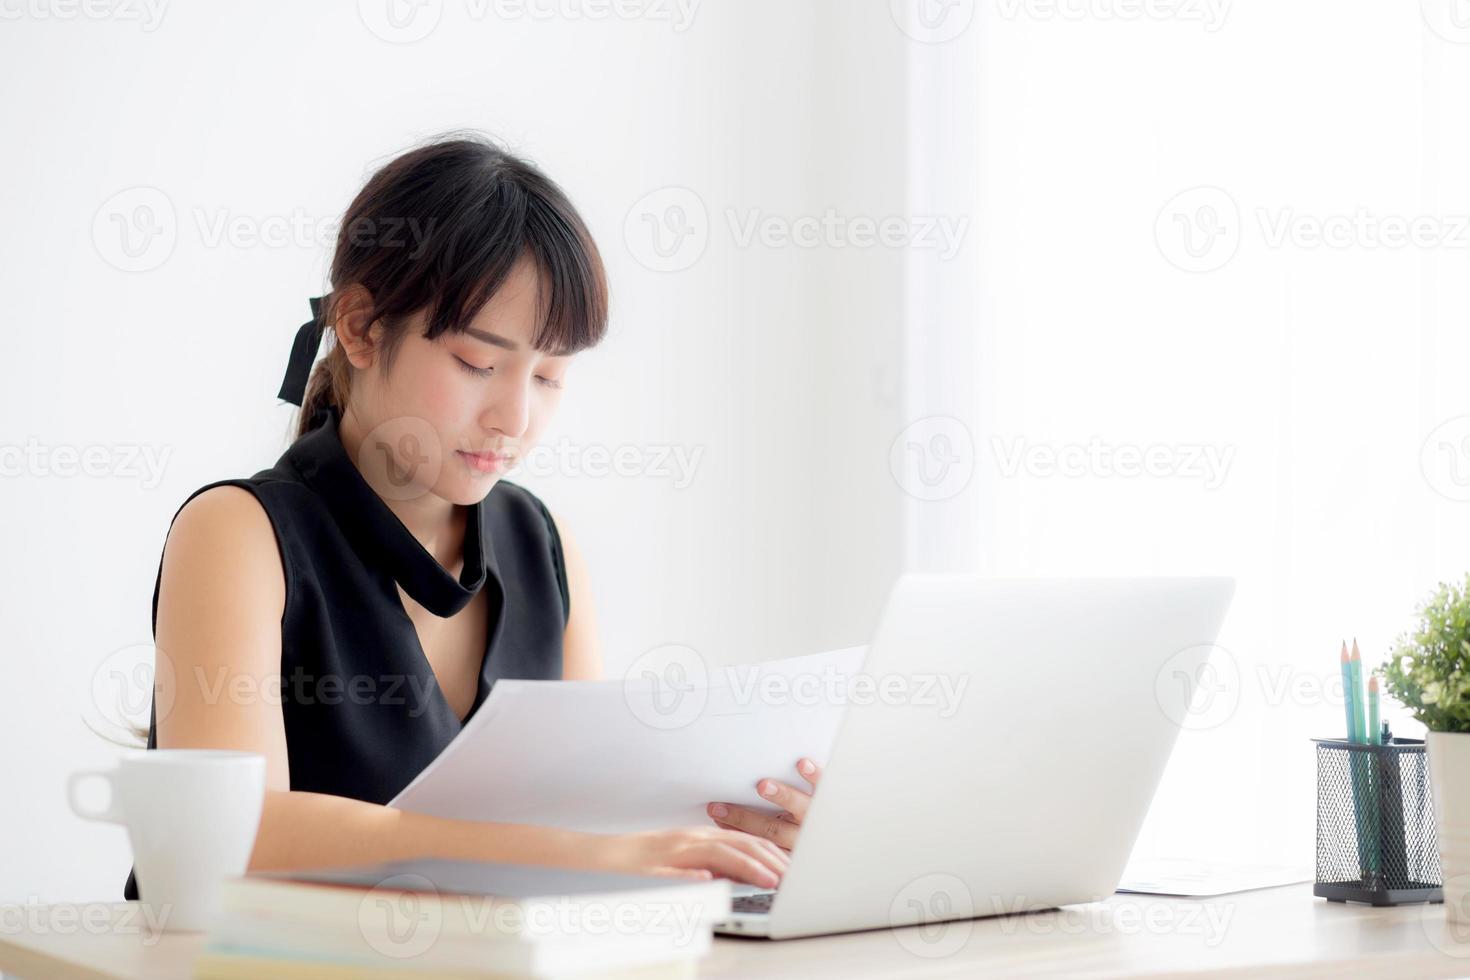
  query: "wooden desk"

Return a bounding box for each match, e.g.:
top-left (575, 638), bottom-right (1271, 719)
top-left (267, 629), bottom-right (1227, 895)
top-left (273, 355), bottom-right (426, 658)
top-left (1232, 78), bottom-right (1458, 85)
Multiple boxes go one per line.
top-left (3, 884), bottom-right (1469, 979)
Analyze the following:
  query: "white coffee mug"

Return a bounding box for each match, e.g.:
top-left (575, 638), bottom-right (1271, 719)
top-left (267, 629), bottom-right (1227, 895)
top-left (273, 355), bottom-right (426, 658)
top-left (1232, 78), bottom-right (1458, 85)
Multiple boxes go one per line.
top-left (67, 749), bottom-right (267, 932)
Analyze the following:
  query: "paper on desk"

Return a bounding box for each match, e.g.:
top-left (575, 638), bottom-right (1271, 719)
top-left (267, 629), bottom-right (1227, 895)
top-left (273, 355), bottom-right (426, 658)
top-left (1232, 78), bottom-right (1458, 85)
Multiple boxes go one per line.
top-left (388, 645), bottom-right (868, 833)
top-left (1117, 858), bottom-right (1312, 897)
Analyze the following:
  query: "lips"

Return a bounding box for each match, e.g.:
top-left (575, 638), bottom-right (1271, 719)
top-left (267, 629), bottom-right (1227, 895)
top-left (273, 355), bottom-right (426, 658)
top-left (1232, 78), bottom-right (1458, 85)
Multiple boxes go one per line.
top-left (457, 449), bottom-right (512, 473)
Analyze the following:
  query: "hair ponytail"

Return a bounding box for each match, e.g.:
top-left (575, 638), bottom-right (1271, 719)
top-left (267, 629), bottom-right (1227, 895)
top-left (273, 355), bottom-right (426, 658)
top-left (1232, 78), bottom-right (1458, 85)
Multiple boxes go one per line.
top-left (295, 300), bottom-right (353, 438)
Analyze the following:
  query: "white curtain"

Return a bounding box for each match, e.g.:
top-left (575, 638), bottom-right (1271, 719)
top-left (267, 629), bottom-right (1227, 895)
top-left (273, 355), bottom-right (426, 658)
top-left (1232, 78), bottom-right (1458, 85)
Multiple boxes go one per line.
top-left (936, 0), bottom-right (1470, 868)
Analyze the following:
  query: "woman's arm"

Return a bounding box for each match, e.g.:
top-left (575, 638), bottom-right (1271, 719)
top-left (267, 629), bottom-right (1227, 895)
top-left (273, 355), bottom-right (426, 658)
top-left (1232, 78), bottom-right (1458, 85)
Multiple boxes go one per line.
top-left (153, 486), bottom-right (291, 791)
top-left (152, 488), bottom-right (781, 883)
top-left (552, 509), bottom-right (603, 681)
top-left (251, 788), bottom-right (593, 870)
top-left (251, 789), bottom-right (785, 886)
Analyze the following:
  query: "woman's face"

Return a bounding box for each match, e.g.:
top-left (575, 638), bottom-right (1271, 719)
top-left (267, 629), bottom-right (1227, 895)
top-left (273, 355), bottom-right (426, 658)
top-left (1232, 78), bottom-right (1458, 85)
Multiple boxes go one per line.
top-left (345, 253), bottom-right (573, 507)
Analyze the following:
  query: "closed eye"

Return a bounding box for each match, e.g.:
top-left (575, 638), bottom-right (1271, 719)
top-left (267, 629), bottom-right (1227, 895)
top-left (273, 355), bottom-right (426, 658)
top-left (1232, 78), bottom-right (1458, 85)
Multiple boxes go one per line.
top-left (454, 355), bottom-right (492, 378)
top-left (456, 354), bottom-right (563, 389)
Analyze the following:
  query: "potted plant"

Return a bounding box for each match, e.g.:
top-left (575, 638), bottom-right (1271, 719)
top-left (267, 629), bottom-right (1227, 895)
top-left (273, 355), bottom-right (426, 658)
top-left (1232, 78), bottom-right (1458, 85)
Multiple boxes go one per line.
top-left (1380, 573), bottom-right (1470, 922)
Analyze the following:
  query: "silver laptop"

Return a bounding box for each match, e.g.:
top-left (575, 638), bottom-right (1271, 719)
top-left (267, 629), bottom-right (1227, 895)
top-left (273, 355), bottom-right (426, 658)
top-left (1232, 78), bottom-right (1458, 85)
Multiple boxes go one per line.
top-left (715, 574), bottom-right (1236, 940)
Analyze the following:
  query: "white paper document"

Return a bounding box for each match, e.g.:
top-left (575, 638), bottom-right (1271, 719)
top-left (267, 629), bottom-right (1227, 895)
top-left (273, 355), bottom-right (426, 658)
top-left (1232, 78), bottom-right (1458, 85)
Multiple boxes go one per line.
top-left (388, 646), bottom-right (868, 833)
top-left (1117, 858), bottom-right (1313, 897)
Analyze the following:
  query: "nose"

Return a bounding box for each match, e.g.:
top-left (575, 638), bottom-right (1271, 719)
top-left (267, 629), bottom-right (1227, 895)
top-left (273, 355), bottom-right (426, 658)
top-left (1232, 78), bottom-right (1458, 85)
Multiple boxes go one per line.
top-left (480, 372), bottom-right (531, 440)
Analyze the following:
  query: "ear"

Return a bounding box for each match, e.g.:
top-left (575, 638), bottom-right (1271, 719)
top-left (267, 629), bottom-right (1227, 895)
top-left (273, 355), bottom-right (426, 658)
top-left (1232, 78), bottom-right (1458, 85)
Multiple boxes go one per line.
top-left (331, 284), bottom-right (382, 370)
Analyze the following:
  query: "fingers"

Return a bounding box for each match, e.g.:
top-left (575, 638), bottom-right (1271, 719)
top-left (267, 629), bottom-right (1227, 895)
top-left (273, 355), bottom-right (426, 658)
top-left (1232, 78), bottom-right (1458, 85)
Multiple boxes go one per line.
top-left (699, 759), bottom-right (823, 858)
top-left (756, 777), bottom-right (813, 823)
top-left (711, 817), bottom-right (797, 857)
top-left (706, 821), bottom-right (789, 874)
top-left (733, 824), bottom-right (792, 867)
top-left (707, 816), bottom-right (791, 867)
top-left (733, 827), bottom-right (791, 872)
top-left (708, 802), bottom-right (800, 850)
top-left (691, 838), bottom-right (784, 888)
top-left (634, 828), bottom-right (786, 888)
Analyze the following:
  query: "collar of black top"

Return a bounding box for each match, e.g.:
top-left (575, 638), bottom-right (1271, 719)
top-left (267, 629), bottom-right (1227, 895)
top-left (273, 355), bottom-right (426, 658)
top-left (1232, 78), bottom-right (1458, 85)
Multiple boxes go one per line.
top-left (285, 404), bottom-right (496, 617)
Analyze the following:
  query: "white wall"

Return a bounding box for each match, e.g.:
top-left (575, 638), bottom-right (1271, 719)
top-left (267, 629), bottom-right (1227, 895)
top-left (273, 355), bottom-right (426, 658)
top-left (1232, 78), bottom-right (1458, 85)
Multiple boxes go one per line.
top-left (0, 1), bottom-right (911, 902)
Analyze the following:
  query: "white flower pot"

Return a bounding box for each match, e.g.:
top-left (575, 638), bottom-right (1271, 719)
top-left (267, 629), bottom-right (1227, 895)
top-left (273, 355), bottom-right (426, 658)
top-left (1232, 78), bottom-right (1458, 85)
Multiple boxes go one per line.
top-left (1427, 731), bottom-right (1470, 923)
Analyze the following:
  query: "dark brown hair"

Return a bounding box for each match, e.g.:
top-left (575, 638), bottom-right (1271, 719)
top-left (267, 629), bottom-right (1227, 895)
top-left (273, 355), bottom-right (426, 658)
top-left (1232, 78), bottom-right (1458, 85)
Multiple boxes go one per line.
top-left (297, 131), bottom-right (608, 437)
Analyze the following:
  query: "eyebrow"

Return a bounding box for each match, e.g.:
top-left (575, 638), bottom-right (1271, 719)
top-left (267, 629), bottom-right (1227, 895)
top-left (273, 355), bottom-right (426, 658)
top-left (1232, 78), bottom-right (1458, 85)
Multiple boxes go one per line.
top-left (463, 326), bottom-right (520, 352)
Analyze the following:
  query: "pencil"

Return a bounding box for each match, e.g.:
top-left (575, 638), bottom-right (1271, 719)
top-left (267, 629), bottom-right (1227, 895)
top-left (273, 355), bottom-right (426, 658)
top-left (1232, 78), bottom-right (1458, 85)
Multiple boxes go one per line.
top-left (1352, 639), bottom-right (1378, 879)
top-left (1368, 673), bottom-right (1380, 746)
top-left (1342, 639), bottom-right (1370, 877)
top-left (1349, 640), bottom-right (1367, 743)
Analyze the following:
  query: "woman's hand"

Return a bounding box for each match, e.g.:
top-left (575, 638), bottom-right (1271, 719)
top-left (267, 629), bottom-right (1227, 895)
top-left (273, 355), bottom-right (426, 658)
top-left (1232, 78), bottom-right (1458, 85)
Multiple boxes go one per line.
top-left (585, 825), bottom-right (790, 888)
top-left (705, 757), bottom-right (822, 853)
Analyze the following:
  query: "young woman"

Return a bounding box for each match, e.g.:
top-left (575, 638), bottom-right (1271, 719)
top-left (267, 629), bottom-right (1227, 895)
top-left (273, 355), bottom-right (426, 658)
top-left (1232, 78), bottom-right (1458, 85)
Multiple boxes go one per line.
top-left (122, 133), bottom-right (823, 900)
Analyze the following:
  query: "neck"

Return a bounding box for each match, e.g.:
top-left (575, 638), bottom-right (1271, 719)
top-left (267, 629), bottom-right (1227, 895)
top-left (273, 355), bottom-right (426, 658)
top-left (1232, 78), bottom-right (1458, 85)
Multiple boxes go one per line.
top-left (335, 403), bottom-right (467, 574)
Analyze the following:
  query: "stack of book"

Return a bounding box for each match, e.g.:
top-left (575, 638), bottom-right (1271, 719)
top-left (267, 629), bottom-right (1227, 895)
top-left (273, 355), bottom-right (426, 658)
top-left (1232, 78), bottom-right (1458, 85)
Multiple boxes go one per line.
top-left (190, 857), bottom-right (732, 979)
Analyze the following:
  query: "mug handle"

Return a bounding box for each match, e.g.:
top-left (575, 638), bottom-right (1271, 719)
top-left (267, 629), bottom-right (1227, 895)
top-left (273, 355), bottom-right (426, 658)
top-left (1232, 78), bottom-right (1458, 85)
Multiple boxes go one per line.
top-left (67, 770), bottom-right (124, 824)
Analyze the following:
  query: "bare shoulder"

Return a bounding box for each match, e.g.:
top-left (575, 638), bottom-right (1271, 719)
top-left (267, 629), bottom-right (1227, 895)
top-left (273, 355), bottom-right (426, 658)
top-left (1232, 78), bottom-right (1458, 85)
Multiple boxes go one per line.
top-left (173, 483), bottom-right (272, 533)
top-left (546, 505), bottom-right (578, 552)
top-left (162, 484), bottom-right (285, 622)
top-left (547, 506), bottom-right (602, 680)
top-left (545, 505), bottom-right (587, 592)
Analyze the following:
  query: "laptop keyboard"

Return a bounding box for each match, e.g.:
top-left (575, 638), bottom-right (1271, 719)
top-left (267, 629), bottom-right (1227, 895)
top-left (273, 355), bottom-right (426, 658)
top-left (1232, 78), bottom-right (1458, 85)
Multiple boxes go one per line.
top-left (732, 890), bottom-right (776, 914)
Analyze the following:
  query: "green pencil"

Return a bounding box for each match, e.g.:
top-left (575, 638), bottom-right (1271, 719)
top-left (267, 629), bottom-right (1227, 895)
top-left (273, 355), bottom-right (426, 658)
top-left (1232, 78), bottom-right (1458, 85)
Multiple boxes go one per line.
top-left (1349, 641), bottom-right (1367, 742)
top-left (1342, 640), bottom-right (1370, 877)
top-left (1368, 673), bottom-right (1380, 746)
top-left (1367, 671), bottom-right (1383, 881)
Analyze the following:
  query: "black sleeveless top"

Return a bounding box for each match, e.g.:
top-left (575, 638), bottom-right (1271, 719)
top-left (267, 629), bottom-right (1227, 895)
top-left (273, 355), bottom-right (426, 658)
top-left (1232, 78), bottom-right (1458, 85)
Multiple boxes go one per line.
top-left (123, 405), bottom-right (568, 900)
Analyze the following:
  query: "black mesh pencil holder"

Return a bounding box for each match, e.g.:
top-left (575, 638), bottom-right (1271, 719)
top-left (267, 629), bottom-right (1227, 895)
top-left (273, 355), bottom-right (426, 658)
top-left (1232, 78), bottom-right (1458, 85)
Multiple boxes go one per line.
top-left (1313, 737), bottom-right (1443, 906)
